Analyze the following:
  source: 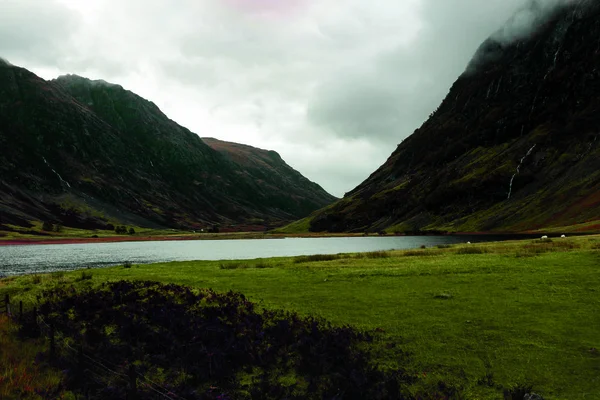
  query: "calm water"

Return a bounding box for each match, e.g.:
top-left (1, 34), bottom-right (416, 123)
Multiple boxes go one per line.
top-left (0, 235), bottom-right (534, 276)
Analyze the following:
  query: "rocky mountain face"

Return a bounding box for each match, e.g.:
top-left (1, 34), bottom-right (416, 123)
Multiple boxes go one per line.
top-left (310, 0), bottom-right (600, 233)
top-left (0, 62), bottom-right (335, 230)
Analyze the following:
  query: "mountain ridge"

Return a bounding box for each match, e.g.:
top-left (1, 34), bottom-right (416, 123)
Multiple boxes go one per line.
top-left (0, 64), bottom-right (336, 231)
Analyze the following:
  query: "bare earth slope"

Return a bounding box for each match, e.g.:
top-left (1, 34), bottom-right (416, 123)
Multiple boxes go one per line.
top-left (310, 1), bottom-right (600, 233)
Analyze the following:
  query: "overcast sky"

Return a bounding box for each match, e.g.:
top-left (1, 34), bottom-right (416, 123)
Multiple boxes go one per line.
top-left (1, 0), bottom-right (546, 197)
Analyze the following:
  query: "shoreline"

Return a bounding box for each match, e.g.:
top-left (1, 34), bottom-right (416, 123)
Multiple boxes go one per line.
top-left (0, 230), bottom-right (572, 247)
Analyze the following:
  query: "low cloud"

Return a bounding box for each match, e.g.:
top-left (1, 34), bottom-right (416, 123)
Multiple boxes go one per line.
top-left (492, 0), bottom-right (583, 44)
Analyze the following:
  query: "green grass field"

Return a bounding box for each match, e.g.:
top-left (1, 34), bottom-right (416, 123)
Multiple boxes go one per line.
top-left (2, 236), bottom-right (599, 399)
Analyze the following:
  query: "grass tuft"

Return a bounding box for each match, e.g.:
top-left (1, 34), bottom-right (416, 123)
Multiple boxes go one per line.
top-left (403, 249), bottom-right (438, 257)
top-left (50, 271), bottom-right (65, 281)
top-left (219, 262), bottom-right (250, 270)
top-left (456, 246), bottom-right (487, 254)
top-left (76, 271), bottom-right (93, 281)
top-left (0, 314), bottom-right (64, 398)
top-left (294, 254), bottom-right (339, 263)
top-left (364, 250), bottom-right (392, 259)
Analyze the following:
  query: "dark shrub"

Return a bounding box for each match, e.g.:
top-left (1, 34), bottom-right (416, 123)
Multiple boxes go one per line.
top-left (31, 281), bottom-right (417, 399)
top-left (128, 227), bottom-right (135, 235)
top-left (41, 221), bottom-right (54, 231)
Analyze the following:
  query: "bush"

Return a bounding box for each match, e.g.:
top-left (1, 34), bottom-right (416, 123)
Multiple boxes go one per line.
top-left (503, 383), bottom-right (536, 400)
top-left (123, 261), bottom-right (132, 269)
top-left (31, 281), bottom-right (417, 399)
top-left (41, 221), bottom-right (54, 232)
top-left (128, 227), bottom-right (135, 235)
top-left (114, 226), bottom-right (127, 234)
top-left (105, 223), bottom-right (115, 231)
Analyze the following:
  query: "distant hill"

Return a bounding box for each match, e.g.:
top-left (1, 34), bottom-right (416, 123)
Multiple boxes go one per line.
top-left (202, 138), bottom-right (336, 219)
top-left (309, 0), bottom-right (600, 233)
top-left (0, 62), bottom-right (336, 231)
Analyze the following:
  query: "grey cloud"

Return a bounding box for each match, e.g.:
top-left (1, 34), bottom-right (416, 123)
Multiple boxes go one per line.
top-left (0, 0), bottom-right (79, 65)
top-left (306, 0), bottom-right (533, 147)
top-left (307, 73), bottom-right (416, 142)
top-left (2, 0), bottom-right (559, 197)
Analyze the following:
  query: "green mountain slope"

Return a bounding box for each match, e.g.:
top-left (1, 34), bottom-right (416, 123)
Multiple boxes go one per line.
top-left (0, 62), bottom-right (335, 230)
top-left (310, 0), bottom-right (600, 233)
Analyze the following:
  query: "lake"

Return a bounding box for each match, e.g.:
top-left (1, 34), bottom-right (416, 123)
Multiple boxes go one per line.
top-left (0, 235), bottom-right (535, 276)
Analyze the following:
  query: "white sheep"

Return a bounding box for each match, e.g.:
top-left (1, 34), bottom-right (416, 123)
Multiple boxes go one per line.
top-left (561, 234), bottom-right (566, 238)
top-left (541, 235), bottom-right (548, 239)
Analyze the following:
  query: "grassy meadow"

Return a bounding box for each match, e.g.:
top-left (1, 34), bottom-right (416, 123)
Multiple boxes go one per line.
top-left (1, 236), bottom-right (599, 398)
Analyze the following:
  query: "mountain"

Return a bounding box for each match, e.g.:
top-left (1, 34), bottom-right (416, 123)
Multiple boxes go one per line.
top-left (202, 138), bottom-right (336, 218)
top-left (310, 0), bottom-right (600, 233)
top-left (0, 62), bottom-right (336, 231)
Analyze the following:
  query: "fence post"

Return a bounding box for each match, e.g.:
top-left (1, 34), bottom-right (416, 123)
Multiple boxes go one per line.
top-left (128, 364), bottom-right (137, 400)
top-left (49, 323), bottom-right (56, 361)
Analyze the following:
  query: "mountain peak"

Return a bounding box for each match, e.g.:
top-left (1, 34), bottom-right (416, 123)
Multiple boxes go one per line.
top-left (309, 1), bottom-right (600, 233)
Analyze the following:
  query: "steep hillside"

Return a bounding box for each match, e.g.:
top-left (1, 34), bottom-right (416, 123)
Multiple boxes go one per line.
top-left (202, 138), bottom-right (337, 217)
top-left (0, 62), bottom-right (335, 230)
top-left (310, 0), bottom-right (600, 233)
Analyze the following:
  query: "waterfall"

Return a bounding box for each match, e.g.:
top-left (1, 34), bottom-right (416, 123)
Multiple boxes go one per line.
top-left (507, 145), bottom-right (536, 200)
top-left (42, 157), bottom-right (71, 189)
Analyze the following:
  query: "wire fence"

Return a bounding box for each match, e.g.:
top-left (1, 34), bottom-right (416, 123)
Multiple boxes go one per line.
top-left (3, 294), bottom-right (187, 400)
